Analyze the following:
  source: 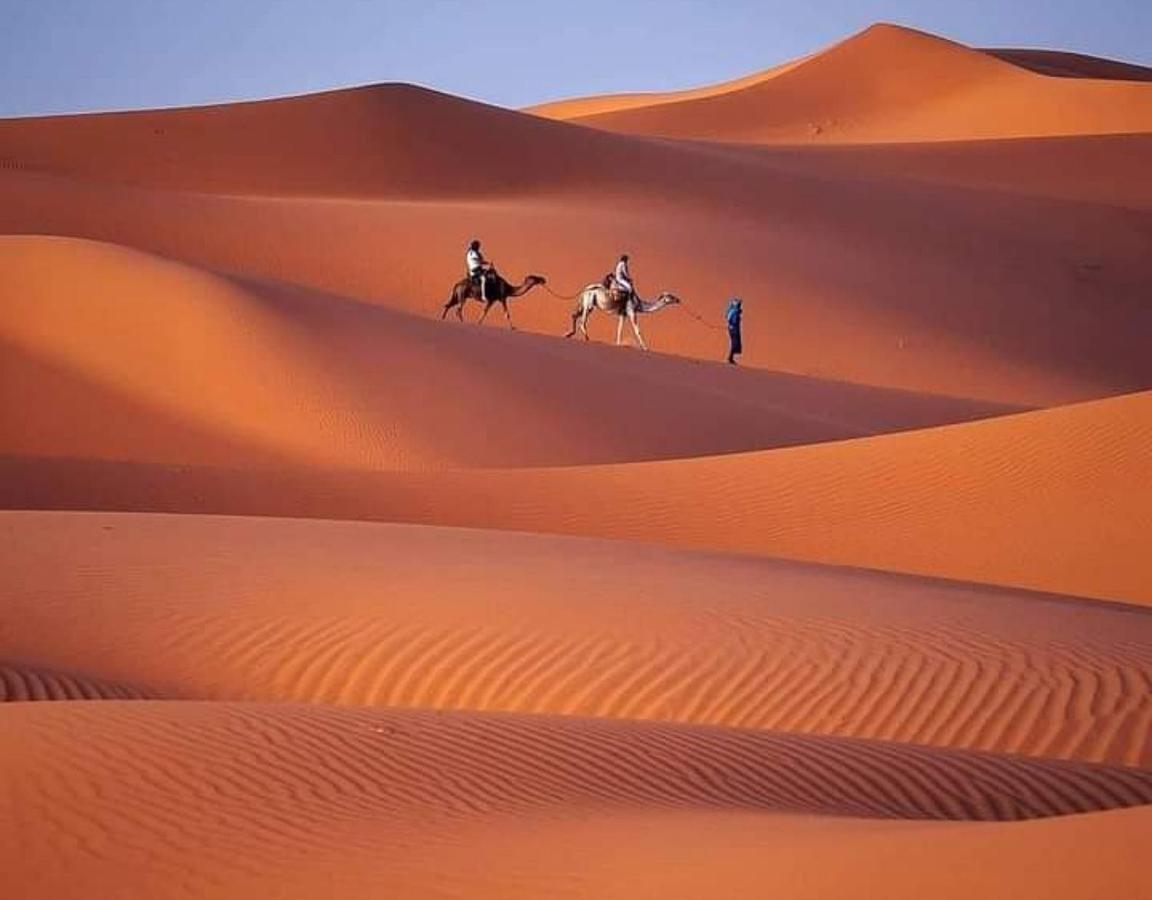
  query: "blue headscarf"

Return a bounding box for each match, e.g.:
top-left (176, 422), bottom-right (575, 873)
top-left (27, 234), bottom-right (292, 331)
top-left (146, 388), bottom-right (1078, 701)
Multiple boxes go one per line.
top-left (726, 297), bottom-right (742, 329)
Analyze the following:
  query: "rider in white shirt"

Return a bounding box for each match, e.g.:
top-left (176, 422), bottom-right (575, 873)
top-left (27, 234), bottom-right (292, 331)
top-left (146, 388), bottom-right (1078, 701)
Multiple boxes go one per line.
top-left (613, 253), bottom-right (635, 300)
top-left (467, 239), bottom-right (491, 300)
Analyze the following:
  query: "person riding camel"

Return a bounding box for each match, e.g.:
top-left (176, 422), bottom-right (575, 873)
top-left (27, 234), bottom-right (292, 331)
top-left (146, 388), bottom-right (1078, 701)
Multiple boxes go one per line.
top-left (612, 253), bottom-right (636, 303)
top-left (467, 239), bottom-right (494, 302)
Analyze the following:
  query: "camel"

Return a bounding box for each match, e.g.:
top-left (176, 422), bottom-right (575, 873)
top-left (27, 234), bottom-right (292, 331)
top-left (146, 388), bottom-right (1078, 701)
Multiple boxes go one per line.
top-left (440, 271), bottom-right (547, 328)
top-left (564, 285), bottom-right (681, 350)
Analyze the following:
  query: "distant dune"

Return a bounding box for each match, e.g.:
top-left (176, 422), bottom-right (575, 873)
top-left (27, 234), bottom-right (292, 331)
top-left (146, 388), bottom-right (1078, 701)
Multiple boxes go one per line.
top-left (535, 24), bottom-right (1152, 144)
top-left (983, 48), bottom-right (1152, 81)
top-left (2, 19), bottom-right (1150, 900)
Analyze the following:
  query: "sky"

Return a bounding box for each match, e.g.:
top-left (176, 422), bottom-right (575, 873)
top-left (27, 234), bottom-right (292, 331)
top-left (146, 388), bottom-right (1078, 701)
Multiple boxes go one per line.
top-left (1, 0), bottom-right (1149, 117)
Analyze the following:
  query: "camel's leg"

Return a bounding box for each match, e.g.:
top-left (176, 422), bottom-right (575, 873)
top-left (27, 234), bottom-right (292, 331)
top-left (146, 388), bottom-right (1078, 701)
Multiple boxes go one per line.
top-left (580, 309), bottom-right (592, 341)
top-left (565, 311), bottom-right (578, 339)
top-left (615, 314), bottom-right (625, 346)
top-left (629, 309), bottom-right (647, 350)
top-left (478, 301), bottom-right (492, 325)
top-left (441, 294), bottom-right (457, 320)
top-left (501, 299), bottom-right (514, 330)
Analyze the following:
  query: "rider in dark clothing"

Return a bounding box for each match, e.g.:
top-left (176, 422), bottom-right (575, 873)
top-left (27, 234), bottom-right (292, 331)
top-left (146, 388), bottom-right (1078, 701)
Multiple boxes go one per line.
top-left (726, 297), bottom-right (743, 364)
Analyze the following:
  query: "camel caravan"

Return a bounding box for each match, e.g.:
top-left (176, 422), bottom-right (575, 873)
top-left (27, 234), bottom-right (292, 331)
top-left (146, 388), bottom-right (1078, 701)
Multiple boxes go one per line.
top-left (441, 241), bottom-right (681, 350)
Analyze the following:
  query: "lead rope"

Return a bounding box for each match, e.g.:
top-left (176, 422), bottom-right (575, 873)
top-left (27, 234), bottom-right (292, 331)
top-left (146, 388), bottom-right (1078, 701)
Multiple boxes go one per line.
top-left (677, 302), bottom-right (725, 331)
top-left (542, 284), bottom-right (584, 302)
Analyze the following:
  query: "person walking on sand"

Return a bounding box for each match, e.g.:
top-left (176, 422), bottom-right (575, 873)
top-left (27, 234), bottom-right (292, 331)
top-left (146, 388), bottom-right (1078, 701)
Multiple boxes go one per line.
top-left (726, 297), bottom-right (743, 364)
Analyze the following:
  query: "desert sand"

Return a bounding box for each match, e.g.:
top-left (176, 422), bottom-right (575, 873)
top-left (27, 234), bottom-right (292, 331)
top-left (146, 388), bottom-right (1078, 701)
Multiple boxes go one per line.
top-left (2, 20), bottom-right (1150, 900)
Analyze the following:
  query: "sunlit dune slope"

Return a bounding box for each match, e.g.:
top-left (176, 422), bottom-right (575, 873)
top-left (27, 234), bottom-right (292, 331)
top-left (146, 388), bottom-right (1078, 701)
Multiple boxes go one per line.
top-left (4, 511), bottom-right (1151, 765)
top-left (560, 24), bottom-right (1152, 143)
top-left (3, 701), bottom-right (1152, 900)
top-left (6, 391), bottom-right (1148, 604)
top-left (526, 54), bottom-right (811, 119)
top-left (533, 27), bottom-right (1152, 129)
top-left (0, 236), bottom-right (1014, 469)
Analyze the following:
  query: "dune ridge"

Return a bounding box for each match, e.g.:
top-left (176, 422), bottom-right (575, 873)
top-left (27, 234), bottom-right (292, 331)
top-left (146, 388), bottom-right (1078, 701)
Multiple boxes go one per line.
top-left (553, 24), bottom-right (1152, 143)
top-left (0, 236), bottom-right (1019, 470)
top-left (532, 26), bottom-right (1152, 125)
top-left (4, 389), bottom-right (1149, 605)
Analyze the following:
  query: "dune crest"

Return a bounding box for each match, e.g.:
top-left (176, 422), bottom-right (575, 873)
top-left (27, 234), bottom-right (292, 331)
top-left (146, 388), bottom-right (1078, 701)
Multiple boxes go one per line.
top-left (4, 390), bottom-right (1149, 606)
top-left (552, 23), bottom-right (1152, 143)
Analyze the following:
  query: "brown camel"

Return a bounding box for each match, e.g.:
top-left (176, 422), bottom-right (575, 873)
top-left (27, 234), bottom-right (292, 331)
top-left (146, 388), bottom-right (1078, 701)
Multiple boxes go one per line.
top-left (564, 285), bottom-right (681, 350)
top-left (440, 271), bottom-right (547, 329)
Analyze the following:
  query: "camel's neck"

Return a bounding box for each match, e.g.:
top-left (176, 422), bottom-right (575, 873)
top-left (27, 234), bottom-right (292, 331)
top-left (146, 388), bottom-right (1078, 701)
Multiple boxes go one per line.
top-left (511, 279), bottom-right (539, 297)
top-left (638, 296), bottom-right (671, 313)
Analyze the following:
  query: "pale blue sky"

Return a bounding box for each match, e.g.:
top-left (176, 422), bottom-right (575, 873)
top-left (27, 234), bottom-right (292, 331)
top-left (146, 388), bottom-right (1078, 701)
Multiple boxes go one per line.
top-left (1, 0), bottom-right (1149, 117)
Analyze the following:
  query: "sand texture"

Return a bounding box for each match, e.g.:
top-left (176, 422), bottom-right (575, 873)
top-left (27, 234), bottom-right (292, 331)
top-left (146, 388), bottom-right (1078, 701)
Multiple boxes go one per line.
top-left (2, 20), bottom-right (1150, 900)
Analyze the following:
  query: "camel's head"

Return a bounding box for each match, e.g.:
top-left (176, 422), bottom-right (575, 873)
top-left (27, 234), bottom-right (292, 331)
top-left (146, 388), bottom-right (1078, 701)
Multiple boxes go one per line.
top-left (526, 274), bottom-right (547, 286)
top-left (659, 292), bottom-right (682, 306)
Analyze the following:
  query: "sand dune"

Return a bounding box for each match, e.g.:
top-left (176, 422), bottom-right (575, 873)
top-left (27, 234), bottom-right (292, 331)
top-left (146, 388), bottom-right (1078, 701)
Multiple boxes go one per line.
top-left (3, 54), bottom-right (1151, 404)
top-left (2, 19), bottom-right (1150, 900)
top-left (5, 389), bottom-right (1149, 605)
top-left (0, 236), bottom-right (1015, 470)
top-left (3, 511), bottom-right (1150, 765)
top-left (1, 171), bottom-right (1149, 407)
top-left (549, 24), bottom-right (1152, 143)
top-left (3, 700), bottom-right (1152, 900)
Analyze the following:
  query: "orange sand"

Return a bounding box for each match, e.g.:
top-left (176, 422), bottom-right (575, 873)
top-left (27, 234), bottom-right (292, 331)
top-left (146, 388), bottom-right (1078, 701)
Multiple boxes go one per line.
top-left (0, 236), bottom-right (1014, 469)
top-left (4, 701), bottom-right (1152, 900)
top-left (2, 19), bottom-right (1150, 900)
top-left (3, 389), bottom-right (1149, 605)
top-left (3, 511), bottom-right (1150, 764)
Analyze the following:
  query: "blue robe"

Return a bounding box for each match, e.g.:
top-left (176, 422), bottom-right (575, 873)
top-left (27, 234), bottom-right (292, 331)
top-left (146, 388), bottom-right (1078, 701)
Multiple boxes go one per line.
top-left (726, 303), bottom-right (743, 354)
